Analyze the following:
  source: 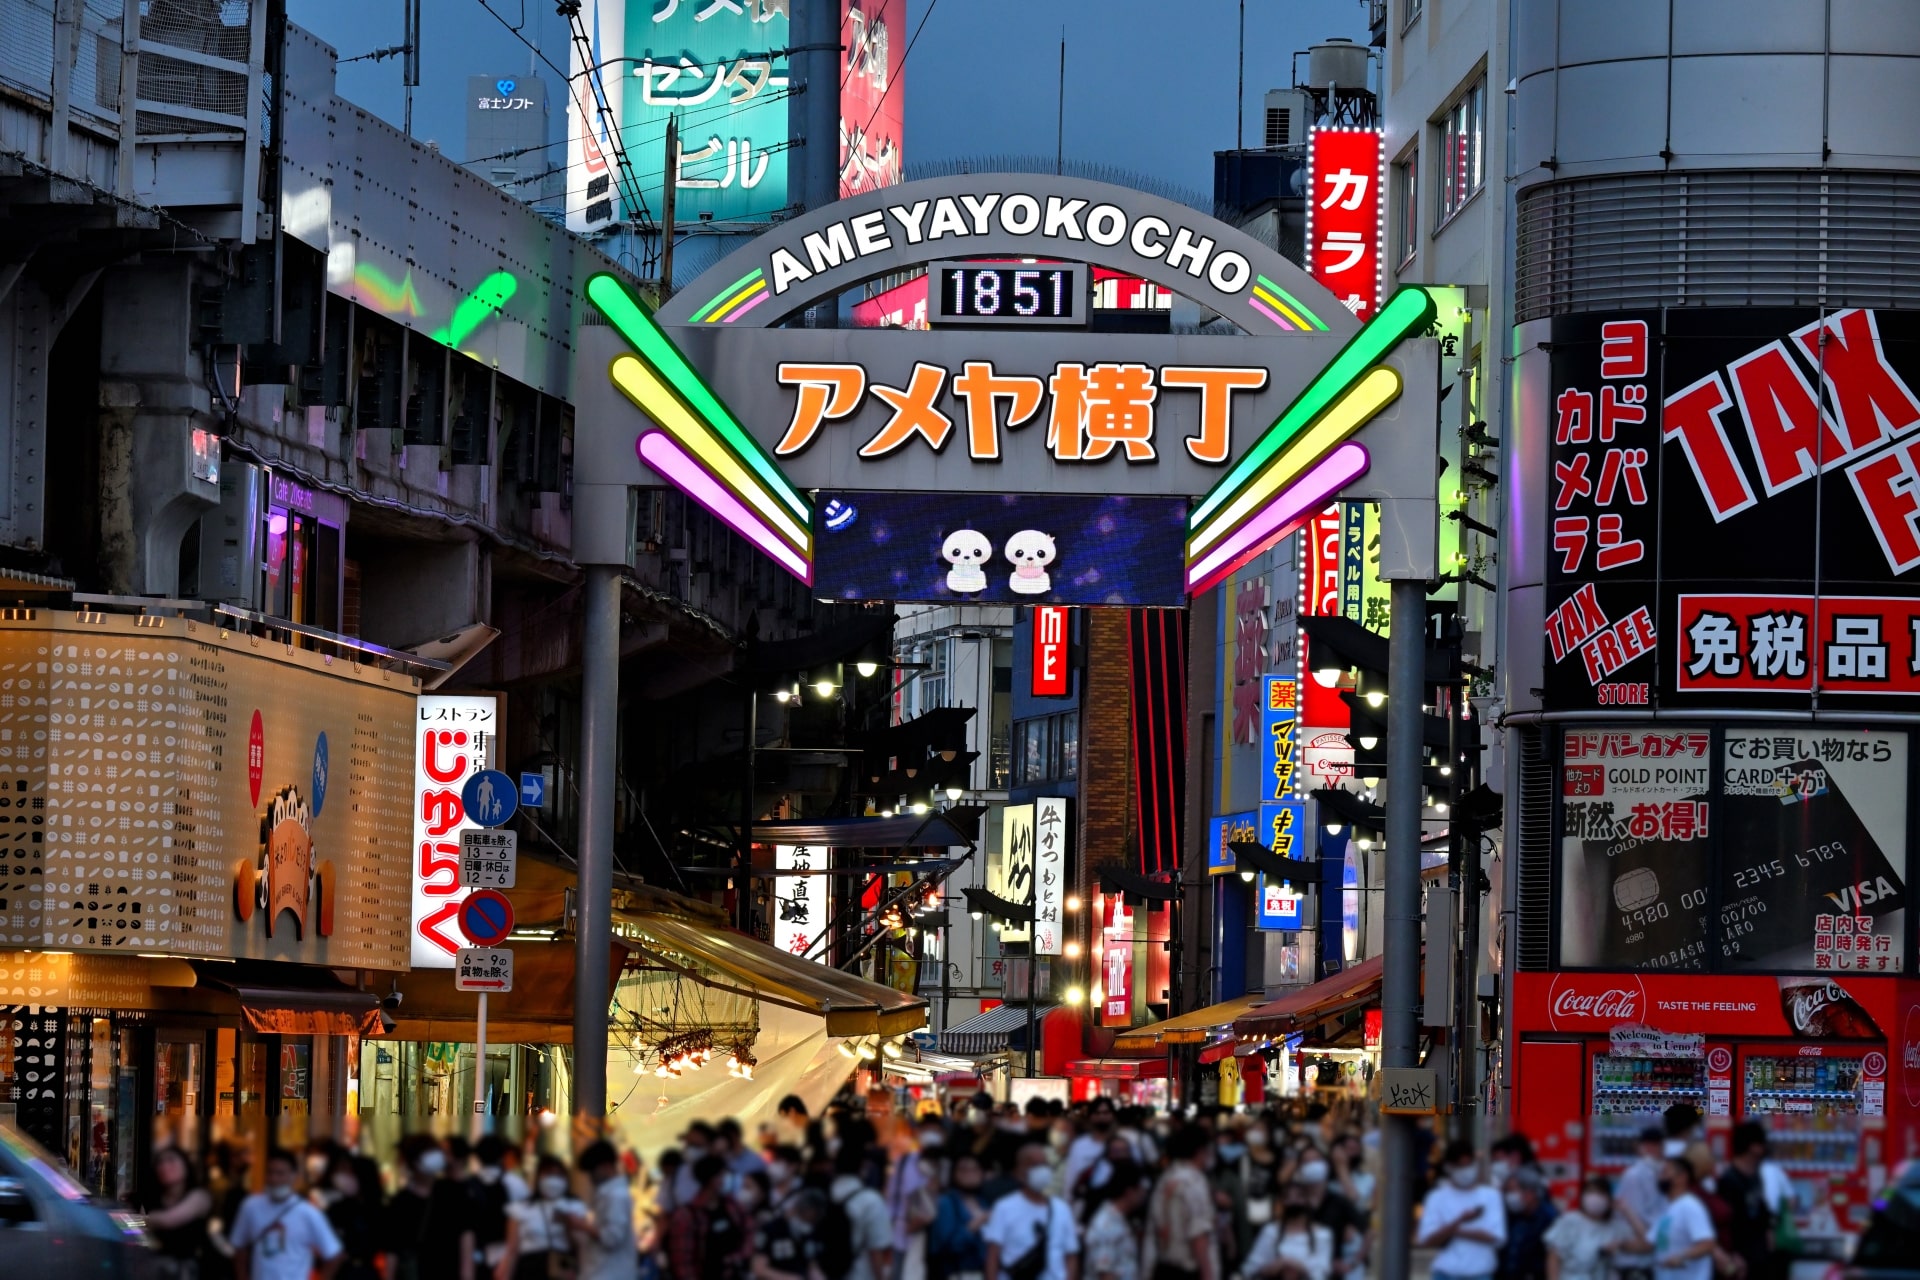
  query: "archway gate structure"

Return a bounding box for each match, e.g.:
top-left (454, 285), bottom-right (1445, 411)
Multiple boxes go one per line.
top-left (562, 175), bottom-right (1449, 1196)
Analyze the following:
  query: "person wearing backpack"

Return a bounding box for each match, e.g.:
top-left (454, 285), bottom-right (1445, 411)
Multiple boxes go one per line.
top-left (826, 1138), bottom-right (894, 1280)
top-left (929, 1153), bottom-right (991, 1280)
top-left (982, 1145), bottom-right (1079, 1280)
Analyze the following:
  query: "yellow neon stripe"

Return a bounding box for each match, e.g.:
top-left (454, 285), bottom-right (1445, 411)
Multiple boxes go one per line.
top-left (1251, 284), bottom-right (1309, 330)
top-left (1187, 367), bottom-right (1401, 558)
top-left (705, 277), bottom-right (769, 323)
top-left (611, 356), bottom-right (812, 554)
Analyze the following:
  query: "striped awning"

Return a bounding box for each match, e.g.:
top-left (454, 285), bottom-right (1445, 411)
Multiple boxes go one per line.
top-left (939, 1003), bottom-right (1057, 1055)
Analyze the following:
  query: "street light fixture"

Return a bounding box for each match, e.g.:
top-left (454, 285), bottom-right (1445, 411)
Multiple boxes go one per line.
top-left (945, 785), bottom-right (963, 800)
top-left (856, 661), bottom-right (878, 677)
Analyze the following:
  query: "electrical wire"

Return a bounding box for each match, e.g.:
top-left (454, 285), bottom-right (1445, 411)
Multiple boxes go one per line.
top-left (475, 0), bottom-right (572, 88)
top-left (852, 0), bottom-right (935, 160)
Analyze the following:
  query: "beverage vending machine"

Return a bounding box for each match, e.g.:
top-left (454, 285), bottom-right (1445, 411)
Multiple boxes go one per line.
top-left (1511, 973), bottom-right (1920, 1247)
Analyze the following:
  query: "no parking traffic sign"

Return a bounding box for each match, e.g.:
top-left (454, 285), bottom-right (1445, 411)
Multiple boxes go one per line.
top-left (458, 888), bottom-right (514, 947)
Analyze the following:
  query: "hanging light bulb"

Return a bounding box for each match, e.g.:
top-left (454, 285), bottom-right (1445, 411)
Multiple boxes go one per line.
top-left (946, 785), bottom-right (963, 800)
top-left (1359, 735), bottom-right (1379, 750)
top-left (1239, 869), bottom-right (1255, 883)
top-left (1362, 774), bottom-right (1382, 788)
top-left (837, 1041), bottom-right (856, 1059)
top-left (883, 1041), bottom-right (904, 1059)
top-left (1325, 823), bottom-right (1344, 835)
top-left (856, 661), bottom-right (879, 677)
top-left (1364, 690), bottom-right (1386, 708)
top-left (969, 909), bottom-right (982, 920)
top-left (1439, 765), bottom-right (1452, 777)
top-left (815, 678), bottom-right (836, 698)
top-left (775, 688), bottom-right (791, 704)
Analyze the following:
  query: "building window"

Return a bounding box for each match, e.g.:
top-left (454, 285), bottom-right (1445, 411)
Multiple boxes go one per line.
top-left (1438, 78), bottom-right (1486, 224)
top-left (1393, 150), bottom-right (1419, 266)
top-left (1012, 712), bottom-right (1079, 787)
top-left (1401, 0), bottom-right (1423, 31)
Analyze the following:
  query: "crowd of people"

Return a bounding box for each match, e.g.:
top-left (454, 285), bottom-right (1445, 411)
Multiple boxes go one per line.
top-left (124, 1095), bottom-right (1802, 1280)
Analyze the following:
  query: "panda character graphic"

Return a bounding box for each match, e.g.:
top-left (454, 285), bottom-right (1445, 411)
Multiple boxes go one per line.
top-left (942, 528), bottom-right (992, 594)
top-left (1005, 529), bottom-right (1057, 595)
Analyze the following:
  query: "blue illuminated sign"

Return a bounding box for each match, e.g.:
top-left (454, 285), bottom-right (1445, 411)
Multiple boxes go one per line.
top-left (1256, 871), bottom-right (1304, 931)
top-left (1260, 676), bottom-right (1298, 802)
top-left (1208, 811), bottom-right (1257, 876)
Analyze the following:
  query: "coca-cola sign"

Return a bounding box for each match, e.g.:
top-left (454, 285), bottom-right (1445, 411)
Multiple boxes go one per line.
top-left (1547, 974), bottom-right (1648, 1029)
top-left (1779, 978), bottom-right (1884, 1041)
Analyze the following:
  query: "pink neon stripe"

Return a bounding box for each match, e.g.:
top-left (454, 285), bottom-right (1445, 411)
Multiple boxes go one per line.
top-left (637, 432), bottom-right (812, 582)
top-left (1188, 443), bottom-right (1369, 592)
top-left (722, 290), bottom-right (770, 323)
top-left (1247, 295), bottom-right (1297, 331)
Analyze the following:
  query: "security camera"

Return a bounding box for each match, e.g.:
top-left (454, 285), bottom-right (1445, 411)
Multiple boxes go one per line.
top-left (382, 990), bottom-right (404, 1010)
top-left (378, 1010), bottom-right (397, 1035)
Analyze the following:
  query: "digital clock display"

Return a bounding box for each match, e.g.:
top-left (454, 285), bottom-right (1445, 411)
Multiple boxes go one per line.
top-left (928, 261), bottom-right (1088, 327)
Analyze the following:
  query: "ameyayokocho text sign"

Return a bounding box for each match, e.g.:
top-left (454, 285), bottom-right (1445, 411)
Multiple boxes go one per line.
top-left (411, 695), bottom-right (497, 969)
top-left (767, 192), bottom-right (1256, 299)
top-left (1306, 128), bottom-right (1383, 320)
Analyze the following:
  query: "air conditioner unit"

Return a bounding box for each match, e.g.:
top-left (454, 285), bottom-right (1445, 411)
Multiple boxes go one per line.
top-left (195, 459), bottom-right (266, 609)
top-left (1263, 89), bottom-right (1312, 148)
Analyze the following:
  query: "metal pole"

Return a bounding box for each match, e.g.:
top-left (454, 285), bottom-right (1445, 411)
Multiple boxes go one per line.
top-left (1379, 577), bottom-right (1428, 1280)
top-left (661, 114), bottom-right (678, 294)
top-left (471, 991), bottom-right (488, 1142)
top-left (572, 564), bottom-right (621, 1146)
top-left (1056, 29), bottom-right (1066, 176)
top-left (1236, 0), bottom-right (1245, 150)
top-left (1447, 677), bottom-right (1467, 1135)
top-left (1025, 940), bottom-right (1036, 1079)
top-left (804, 0), bottom-right (838, 213)
top-left (738, 690), bottom-right (756, 932)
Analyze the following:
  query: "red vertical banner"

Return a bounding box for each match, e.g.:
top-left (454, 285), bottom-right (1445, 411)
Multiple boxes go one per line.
top-left (1299, 508), bottom-right (1348, 728)
top-left (1032, 605), bottom-right (1070, 696)
top-left (840, 0), bottom-right (905, 198)
top-left (1306, 128), bottom-right (1384, 321)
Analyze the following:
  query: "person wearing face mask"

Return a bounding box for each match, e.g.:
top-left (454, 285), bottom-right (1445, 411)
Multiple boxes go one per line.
top-left (231, 1148), bottom-right (345, 1280)
top-left (1329, 1135), bottom-right (1372, 1222)
top-left (1613, 1128), bottom-right (1669, 1250)
top-left (322, 1152), bottom-right (386, 1280)
top-left (562, 1141), bottom-right (640, 1280)
top-left (1143, 1127), bottom-right (1216, 1280)
top-left (982, 1145), bottom-right (1079, 1280)
top-left (764, 1146), bottom-right (806, 1208)
top-left (679, 1125), bottom-right (721, 1208)
top-left (829, 1135), bottom-right (895, 1280)
top-left (1208, 1124), bottom-right (1253, 1271)
top-left (382, 1135), bottom-right (479, 1280)
top-left (930, 1152), bottom-right (992, 1280)
top-left (665, 1154), bottom-right (753, 1280)
top-left (1080, 1164), bottom-right (1149, 1280)
top-left (1064, 1103), bottom-right (1118, 1204)
top-left (1414, 1142), bottom-right (1507, 1280)
top-left (1495, 1167), bottom-right (1558, 1280)
top-left (497, 1156), bottom-right (586, 1280)
top-left (890, 1122), bottom-right (945, 1280)
top-left (1289, 1157), bottom-right (1362, 1277)
top-left (1544, 1177), bottom-right (1642, 1280)
top-left (1614, 1159), bottom-right (1716, 1280)
top-left (1488, 1136), bottom-right (1539, 1199)
top-left (754, 1187), bottom-right (828, 1280)
top-left (471, 1137), bottom-right (522, 1276)
top-left (1244, 1201), bottom-right (1334, 1280)
top-left (141, 1145), bottom-right (214, 1280)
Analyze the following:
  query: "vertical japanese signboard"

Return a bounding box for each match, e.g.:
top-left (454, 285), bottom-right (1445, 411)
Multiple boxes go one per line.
top-left (1100, 893), bottom-right (1133, 1027)
top-left (773, 844), bottom-right (828, 960)
top-left (1032, 605), bottom-right (1069, 697)
top-left (1256, 874), bottom-right (1304, 931)
top-left (567, 0), bottom-right (789, 231)
top-left (1034, 797), bottom-right (1067, 955)
top-left (839, 0), bottom-right (904, 198)
top-left (411, 695), bottom-right (497, 969)
top-left (1208, 811), bottom-right (1256, 876)
top-left (996, 803), bottom-right (1035, 945)
top-left (1259, 676), bottom-right (1307, 881)
top-left (1299, 508), bottom-right (1348, 729)
top-left (1541, 308), bottom-right (1920, 709)
top-left (1306, 127), bottom-right (1383, 321)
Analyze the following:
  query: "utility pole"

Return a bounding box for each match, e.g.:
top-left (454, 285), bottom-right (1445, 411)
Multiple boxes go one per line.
top-left (1379, 577), bottom-right (1428, 1280)
top-left (402, 0), bottom-right (420, 137)
top-left (1056, 29), bottom-right (1066, 176)
top-left (661, 114), bottom-right (678, 294)
top-left (737, 688), bottom-right (757, 932)
top-left (1236, 0), bottom-right (1245, 150)
top-left (572, 563), bottom-right (620, 1147)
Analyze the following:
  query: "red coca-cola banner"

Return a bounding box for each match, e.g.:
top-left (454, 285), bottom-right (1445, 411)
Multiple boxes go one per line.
top-left (1514, 971), bottom-right (1898, 1041)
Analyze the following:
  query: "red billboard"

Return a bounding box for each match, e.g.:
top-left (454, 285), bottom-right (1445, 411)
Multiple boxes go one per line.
top-left (1299, 507), bottom-right (1348, 728)
top-left (1513, 971), bottom-right (1896, 1041)
top-left (1032, 605), bottom-right (1069, 696)
top-left (840, 0), bottom-right (905, 198)
top-left (1306, 128), bottom-right (1383, 321)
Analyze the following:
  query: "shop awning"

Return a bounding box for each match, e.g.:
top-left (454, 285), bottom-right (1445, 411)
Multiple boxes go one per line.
top-left (191, 960), bottom-right (383, 1036)
top-left (1232, 953), bottom-right (1386, 1038)
top-left (1112, 994), bottom-right (1270, 1053)
top-left (750, 809), bottom-right (982, 849)
top-left (1064, 1057), bottom-right (1169, 1080)
top-left (939, 1003), bottom-right (1057, 1055)
top-left (615, 909), bottom-right (926, 1037)
top-left (380, 939), bottom-right (623, 1044)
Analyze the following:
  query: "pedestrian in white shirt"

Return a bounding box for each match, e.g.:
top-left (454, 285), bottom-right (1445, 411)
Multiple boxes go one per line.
top-left (1617, 1159), bottom-right (1716, 1280)
top-left (562, 1140), bottom-right (638, 1280)
top-left (1414, 1142), bottom-right (1507, 1280)
top-left (1245, 1202), bottom-right (1335, 1280)
top-left (1613, 1129), bottom-right (1669, 1234)
top-left (230, 1147), bottom-right (344, 1280)
top-left (983, 1146), bottom-right (1080, 1280)
top-left (831, 1140), bottom-right (897, 1280)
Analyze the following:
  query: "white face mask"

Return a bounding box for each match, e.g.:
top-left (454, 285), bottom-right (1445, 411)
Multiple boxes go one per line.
top-left (540, 1176), bottom-right (570, 1201)
top-left (1581, 1193), bottom-right (1611, 1218)
top-left (332, 1171), bottom-right (359, 1197)
top-left (1448, 1166), bottom-right (1479, 1189)
top-left (267, 1184), bottom-right (296, 1203)
top-left (478, 1166), bottom-right (501, 1185)
top-left (1025, 1166), bottom-right (1055, 1196)
top-left (1489, 1159), bottom-right (1514, 1186)
top-left (416, 1150), bottom-right (448, 1177)
top-left (1504, 1191), bottom-right (1527, 1213)
top-left (769, 1162), bottom-right (793, 1184)
top-left (1297, 1161), bottom-right (1330, 1185)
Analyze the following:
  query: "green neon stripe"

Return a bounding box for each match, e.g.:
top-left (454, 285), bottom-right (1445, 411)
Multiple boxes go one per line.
top-left (1190, 285), bottom-right (1436, 532)
top-left (1256, 276), bottom-right (1328, 331)
top-left (690, 268), bottom-right (765, 322)
top-left (588, 274), bottom-right (810, 523)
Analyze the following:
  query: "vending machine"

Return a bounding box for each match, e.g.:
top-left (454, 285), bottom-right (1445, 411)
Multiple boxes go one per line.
top-left (1588, 1043), bottom-right (1709, 1170)
top-left (1737, 1045), bottom-right (1884, 1237)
